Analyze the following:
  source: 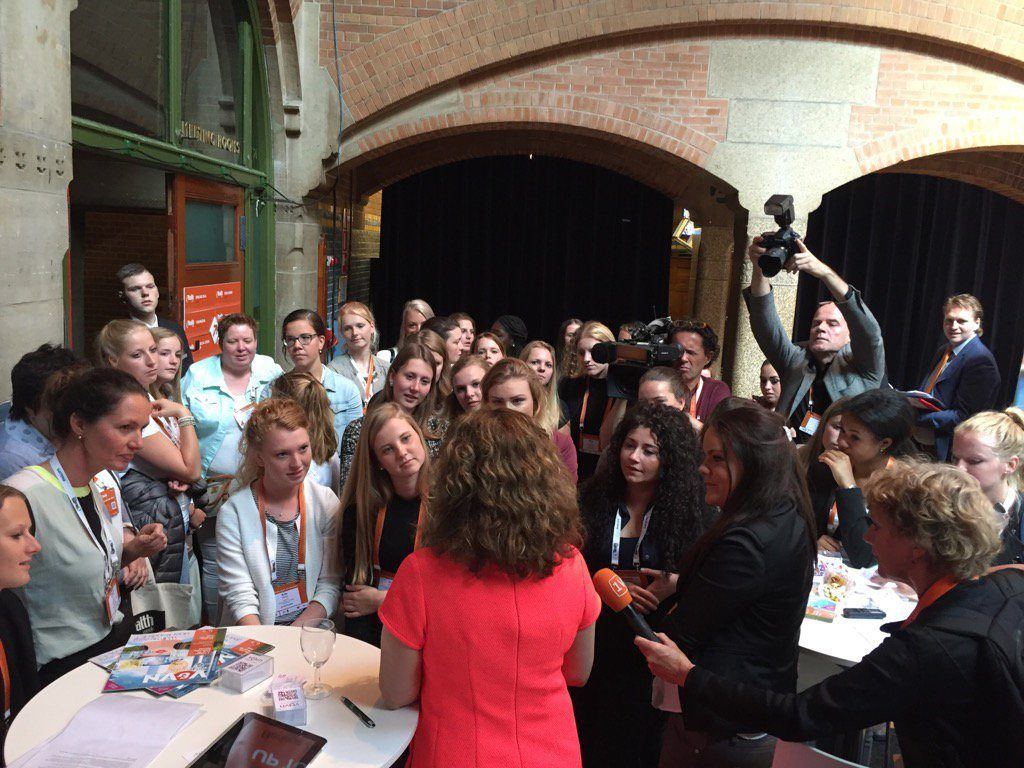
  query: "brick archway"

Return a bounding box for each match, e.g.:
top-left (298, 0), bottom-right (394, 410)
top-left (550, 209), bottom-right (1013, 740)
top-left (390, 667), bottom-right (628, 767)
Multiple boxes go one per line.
top-left (339, 91), bottom-right (722, 200)
top-left (340, 0), bottom-right (1024, 126)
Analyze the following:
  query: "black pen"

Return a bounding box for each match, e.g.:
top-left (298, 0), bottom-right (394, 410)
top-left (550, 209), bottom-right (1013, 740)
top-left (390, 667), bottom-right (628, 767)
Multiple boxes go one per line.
top-left (341, 696), bottom-right (376, 728)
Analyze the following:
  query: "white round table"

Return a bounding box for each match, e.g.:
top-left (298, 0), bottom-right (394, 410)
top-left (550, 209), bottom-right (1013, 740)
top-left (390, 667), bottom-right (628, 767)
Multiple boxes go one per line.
top-left (5, 626), bottom-right (418, 767)
top-left (799, 568), bottom-right (917, 665)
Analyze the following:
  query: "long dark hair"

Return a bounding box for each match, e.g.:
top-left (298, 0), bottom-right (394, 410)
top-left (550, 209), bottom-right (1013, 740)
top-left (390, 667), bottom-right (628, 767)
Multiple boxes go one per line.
top-left (842, 388), bottom-right (917, 460)
top-left (580, 401), bottom-right (709, 571)
top-left (681, 399), bottom-right (816, 575)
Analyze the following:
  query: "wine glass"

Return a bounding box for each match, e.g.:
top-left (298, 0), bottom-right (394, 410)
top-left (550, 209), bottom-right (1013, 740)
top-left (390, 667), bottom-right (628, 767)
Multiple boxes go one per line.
top-left (299, 618), bottom-right (336, 700)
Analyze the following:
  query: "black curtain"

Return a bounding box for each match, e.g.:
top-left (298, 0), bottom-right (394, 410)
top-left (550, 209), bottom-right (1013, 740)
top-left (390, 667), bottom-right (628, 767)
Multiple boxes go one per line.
top-left (797, 173), bottom-right (1024, 405)
top-left (371, 156), bottom-right (673, 346)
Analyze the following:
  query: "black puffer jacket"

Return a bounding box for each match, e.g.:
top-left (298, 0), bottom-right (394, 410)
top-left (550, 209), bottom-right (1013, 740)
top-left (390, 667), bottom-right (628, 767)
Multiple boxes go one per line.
top-left (119, 469), bottom-right (186, 583)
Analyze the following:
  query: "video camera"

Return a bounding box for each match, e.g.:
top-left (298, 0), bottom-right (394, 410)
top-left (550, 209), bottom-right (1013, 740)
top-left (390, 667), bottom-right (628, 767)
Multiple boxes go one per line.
top-left (590, 318), bottom-right (681, 400)
top-left (757, 194), bottom-right (801, 277)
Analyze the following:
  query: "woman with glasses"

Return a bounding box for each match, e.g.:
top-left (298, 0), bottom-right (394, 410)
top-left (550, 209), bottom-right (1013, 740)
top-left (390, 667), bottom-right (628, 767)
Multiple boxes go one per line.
top-left (271, 309), bottom-right (362, 444)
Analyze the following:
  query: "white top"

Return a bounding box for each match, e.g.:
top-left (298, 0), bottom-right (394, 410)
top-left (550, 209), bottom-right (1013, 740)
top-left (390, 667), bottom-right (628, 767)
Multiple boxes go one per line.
top-left (207, 393), bottom-right (248, 477)
top-left (308, 456), bottom-right (342, 496)
top-left (5, 625), bottom-right (418, 768)
top-left (216, 476), bottom-right (342, 625)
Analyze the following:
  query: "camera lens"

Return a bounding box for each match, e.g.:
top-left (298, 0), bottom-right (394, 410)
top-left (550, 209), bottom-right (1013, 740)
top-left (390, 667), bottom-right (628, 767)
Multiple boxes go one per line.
top-left (758, 248), bottom-right (787, 277)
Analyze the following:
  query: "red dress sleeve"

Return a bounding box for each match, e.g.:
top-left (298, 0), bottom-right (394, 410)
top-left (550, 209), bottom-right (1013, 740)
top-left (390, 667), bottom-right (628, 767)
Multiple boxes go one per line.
top-left (379, 552), bottom-right (427, 650)
top-left (572, 548), bottom-right (602, 631)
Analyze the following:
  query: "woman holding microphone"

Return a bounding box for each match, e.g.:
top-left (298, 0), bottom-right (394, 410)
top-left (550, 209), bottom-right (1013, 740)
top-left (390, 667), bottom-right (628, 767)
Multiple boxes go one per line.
top-left (637, 460), bottom-right (1017, 768)
top-left (653, 400), bottom-right (815, 767)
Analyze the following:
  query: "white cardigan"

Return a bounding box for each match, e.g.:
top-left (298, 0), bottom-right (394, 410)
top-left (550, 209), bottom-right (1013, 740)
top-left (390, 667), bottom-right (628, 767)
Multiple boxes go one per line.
top-left (216, 476), bottom-right (342, 625)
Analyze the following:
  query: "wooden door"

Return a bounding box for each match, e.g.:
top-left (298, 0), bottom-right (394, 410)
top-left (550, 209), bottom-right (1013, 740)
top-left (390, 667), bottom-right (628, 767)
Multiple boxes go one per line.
top-left (169, 175), bottom-right (245, 362)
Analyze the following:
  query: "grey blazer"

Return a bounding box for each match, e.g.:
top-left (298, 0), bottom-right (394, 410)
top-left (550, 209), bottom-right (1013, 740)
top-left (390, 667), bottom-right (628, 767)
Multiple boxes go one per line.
top-left (742, 285), bottom-right (886, 419)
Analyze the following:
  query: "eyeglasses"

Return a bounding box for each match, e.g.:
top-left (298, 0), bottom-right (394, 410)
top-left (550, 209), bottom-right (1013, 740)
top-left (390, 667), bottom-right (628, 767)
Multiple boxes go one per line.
top-left (282, 333), bottom-right (318, 348)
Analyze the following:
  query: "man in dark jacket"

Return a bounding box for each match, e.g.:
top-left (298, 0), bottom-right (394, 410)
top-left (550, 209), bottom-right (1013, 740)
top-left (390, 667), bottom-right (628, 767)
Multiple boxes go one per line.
top-left (916, 294), bottom-right (1001, 460)
top-left (744, 236), bottom-right (886, 442)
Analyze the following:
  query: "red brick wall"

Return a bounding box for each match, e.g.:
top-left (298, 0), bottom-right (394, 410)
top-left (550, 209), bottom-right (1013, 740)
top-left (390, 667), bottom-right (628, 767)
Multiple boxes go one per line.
top-left (82, 211), bottom-right (167, 353)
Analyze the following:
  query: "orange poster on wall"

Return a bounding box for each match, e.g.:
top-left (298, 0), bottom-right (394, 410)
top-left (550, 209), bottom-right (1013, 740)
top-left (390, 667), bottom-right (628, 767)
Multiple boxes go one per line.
top-left (183, 281), bottom-right (242, 362)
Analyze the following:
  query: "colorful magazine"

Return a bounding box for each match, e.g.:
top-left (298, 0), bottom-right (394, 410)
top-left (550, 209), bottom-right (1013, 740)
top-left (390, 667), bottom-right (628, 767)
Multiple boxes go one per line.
top-left (805, 595), bottom-right (838, 623)
top-left (102, 627), bottom-right (227, 693)
top-left (163, 636), bottom-right (275, 698)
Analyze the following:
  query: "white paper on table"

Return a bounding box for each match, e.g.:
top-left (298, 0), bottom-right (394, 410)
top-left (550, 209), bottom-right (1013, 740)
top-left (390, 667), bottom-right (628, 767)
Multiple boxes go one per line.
top-left (9, 695), bottom-right (201, 768)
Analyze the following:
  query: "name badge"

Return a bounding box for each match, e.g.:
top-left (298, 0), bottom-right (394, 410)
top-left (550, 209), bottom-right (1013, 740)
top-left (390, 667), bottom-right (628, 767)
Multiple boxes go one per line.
top-left (273, 582), bottom-right (306, 622)
top-left (104, 577), bottom-right (121, 625)
top-left (580, 434), bottom-right (601, 455)
top-left (99, 487), bottom-right (120, 518)
top-left (234, 401), bottom-right (256, 430)
top-left (799, 410), bottom-right (821, 436)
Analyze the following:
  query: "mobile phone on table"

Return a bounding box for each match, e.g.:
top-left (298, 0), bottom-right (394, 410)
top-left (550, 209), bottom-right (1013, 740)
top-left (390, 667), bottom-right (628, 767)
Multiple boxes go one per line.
top-left (842, 607), bottom-right (886, 619)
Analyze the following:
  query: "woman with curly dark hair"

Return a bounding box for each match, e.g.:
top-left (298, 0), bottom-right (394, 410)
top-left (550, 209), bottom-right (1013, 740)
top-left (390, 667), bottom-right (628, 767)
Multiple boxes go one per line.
top-left (574, 400), bottom-right (710, 768)
top-left (377, 408), bottom-right (601, 768)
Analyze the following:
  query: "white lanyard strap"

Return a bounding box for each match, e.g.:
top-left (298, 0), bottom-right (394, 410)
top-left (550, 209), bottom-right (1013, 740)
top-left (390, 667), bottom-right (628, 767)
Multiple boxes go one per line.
top-left (50, 457), bottom-right (116, 581)
top-left (611, 506), bottom-right (654, 569)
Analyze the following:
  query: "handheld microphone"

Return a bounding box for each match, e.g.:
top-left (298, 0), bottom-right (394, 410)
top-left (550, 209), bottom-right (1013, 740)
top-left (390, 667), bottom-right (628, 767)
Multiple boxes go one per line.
top-left (593, 568), bottom-right (662, 643)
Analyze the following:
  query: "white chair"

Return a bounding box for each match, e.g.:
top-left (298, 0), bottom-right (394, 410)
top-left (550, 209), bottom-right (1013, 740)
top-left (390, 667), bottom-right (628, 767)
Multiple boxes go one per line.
top-left (771, 740), bottom-right (869, 767)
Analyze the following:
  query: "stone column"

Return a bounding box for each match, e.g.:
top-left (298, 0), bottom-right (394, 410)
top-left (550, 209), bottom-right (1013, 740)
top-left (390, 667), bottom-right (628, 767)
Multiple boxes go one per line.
top-left (701, 38), bottom-right (881, 399)
top-left (0, 0), bottom-right (76, 399)
top-left (691, 225), bottom-right (733, 380)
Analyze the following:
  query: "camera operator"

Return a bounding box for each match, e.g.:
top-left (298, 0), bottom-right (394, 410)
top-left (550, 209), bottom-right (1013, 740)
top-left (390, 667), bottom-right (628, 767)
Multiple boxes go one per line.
top-left (744, 236), bottom-right (885, 442)
top-left (668, 320), bottom-right (732, 431)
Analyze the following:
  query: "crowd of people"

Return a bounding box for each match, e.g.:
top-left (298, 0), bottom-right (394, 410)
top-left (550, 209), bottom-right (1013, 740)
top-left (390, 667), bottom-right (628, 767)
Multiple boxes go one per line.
top-left (0, 248), bottom-right (1020, 768)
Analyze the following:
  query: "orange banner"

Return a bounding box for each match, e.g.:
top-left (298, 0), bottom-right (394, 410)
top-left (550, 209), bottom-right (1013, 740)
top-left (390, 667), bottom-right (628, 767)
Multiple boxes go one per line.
top-left (183, 281), bottom-right (242, 362)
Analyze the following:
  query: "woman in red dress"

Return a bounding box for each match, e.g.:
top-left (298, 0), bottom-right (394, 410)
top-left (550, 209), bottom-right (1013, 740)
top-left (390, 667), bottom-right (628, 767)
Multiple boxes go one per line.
top-left (378, 407), bottom-right (600, 768)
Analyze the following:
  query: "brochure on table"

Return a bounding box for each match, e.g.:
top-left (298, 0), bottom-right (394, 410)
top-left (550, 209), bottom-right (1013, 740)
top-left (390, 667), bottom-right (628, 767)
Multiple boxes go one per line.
top-left (102, 627), bottom-right (227, 693)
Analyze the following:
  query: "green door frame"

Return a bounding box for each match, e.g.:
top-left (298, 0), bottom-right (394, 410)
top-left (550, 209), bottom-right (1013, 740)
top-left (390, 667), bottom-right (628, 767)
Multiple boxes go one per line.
top-left (70, 0), bottom-right (277, 353)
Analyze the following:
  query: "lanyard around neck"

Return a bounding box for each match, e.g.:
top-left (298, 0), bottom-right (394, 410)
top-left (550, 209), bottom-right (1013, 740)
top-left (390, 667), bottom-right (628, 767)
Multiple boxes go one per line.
top-left (49, 456), bottom-right (116, 582)
top-left (254, 480), bottom-right (307, 583)
top-left (611, 505), bottom-right (654, 570)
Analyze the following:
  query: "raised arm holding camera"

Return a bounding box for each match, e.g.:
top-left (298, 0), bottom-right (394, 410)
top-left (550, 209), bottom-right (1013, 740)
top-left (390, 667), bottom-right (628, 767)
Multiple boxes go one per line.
top-left (743, 196), bottom-right (886, 442)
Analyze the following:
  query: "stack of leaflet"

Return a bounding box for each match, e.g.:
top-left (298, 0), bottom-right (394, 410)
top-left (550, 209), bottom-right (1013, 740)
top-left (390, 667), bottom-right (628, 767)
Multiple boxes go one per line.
top-left (92, 629), bottom-right (275, 698)
top-left (102, 627), bottom-right (227, 695)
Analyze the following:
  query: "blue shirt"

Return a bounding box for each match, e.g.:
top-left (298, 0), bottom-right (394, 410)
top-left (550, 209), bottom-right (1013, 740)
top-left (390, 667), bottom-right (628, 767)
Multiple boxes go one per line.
top-left (0, 418), bottom-right (54, 480)
top-left (182, 354), bottom-right (283, 477)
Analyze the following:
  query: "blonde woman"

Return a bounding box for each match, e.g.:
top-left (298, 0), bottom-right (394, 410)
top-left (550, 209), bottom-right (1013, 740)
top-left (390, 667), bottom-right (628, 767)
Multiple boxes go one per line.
top-left (444, 355), bottom-right (490, 420)
top-left (953, 407), bottom-right (1024, 564)
top-left (270, 371), bottom-right (341, 495)
top-left (482, 358), bottom-right (577, 483)
top-left (330, 301), bottom-right (390, 408)
top-left (338, 403), bottom-right (430, 647)
top-left (216, 398), bottom-right (341, 627)
top-left (521, 340), bottom-right (569, 433)
top-left (151, 326), bottom-right (186, 403)
top-left (558, 321), bottom-right (617, 481)
top-left (97, 319), bottom-right (201, 599)
top-left (380, 299), bottom-right (435, 364)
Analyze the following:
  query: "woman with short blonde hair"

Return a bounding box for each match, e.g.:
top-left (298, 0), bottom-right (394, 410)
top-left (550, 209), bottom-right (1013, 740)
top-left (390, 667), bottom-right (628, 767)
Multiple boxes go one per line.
top-left (378, 408), bottom-right (600, 768)
top-left (559, 321), bottom-right (618, 481)
top-left (636, 459), bottom-right (1017, 768)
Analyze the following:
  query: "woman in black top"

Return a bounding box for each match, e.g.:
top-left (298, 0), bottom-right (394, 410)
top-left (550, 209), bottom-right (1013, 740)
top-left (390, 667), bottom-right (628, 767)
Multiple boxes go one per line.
top-left (659, 400), bottom-right (815, 768)
top-left (338, 403), bottom-right (431, 647)
top-left (575, 402), bottom-right (709, 768)
top-left (812, 388), bottom-right (916, 567)
top-left (0, 486), bottom-right (41, 764)
top-left (638, 460), bottom-right (1017, 768)
top-left (559, 321), bottom-right (617, 481)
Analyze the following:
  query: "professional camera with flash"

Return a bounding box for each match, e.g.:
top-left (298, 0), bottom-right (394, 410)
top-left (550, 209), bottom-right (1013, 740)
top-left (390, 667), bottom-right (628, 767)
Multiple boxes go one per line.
top-left (757, 194), bottom-right (801, 278)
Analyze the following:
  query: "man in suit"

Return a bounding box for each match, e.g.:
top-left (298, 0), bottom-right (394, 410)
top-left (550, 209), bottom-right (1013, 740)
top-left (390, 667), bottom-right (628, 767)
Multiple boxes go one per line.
top-left (744, 235), bottom-right (886, 442)
top-left (117, 262), bottom-right (194, 374)
top-left (916, 293), bottom-right (1001, 459)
